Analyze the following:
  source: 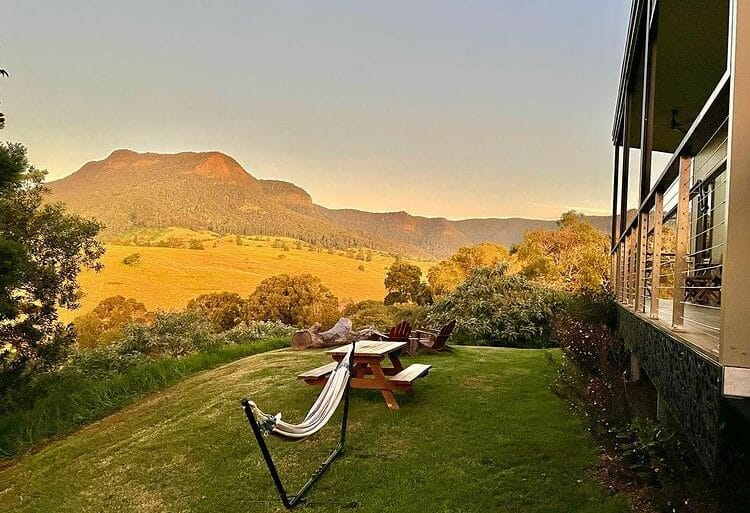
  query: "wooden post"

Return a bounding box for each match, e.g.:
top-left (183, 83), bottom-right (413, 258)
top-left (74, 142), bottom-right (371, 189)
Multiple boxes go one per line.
top-left (618, 244), bottom-right (624, 303)
top-left (639, 3), bottom-right (657, 202)
top-left (628, 230), bottom-right (638, 309)
top-left (672, 156), bottom-right (691, 331)
top-left (721, 0), bottom-right (750, 370)
top-left (611, 145), bottom-right (621, 249)
top-left (635, 212), bottom-right (649, 312)
top-left (650, 190), bottom-right (664, 319)
top-left (620, 96), bottom-right (631, 235)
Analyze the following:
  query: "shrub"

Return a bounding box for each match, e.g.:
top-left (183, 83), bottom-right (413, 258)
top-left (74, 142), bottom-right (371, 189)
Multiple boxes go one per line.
top-left (343, 300), bottom-right (428, 332)
top-left (429, 264), bottom-right (559, 347)
top-left (74, 296), bottom-right (153, 348)
top-left (116, 311), bottom-right (220, 357)
top-left (246, 274), bottom-right (339, 328)
top-left (187, 239), bottom-right (205, 250)
top-left (186, 292), bottom-right (247, 332)
top-left (223, 320), bottom-right (295, 344)
top-left (66, 346), bottom-right (147, 376)
top-left (122, 253), bottom-right (141, 266)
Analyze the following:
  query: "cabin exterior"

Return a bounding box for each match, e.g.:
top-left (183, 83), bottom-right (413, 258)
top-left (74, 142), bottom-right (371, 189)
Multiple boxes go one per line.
top-left (610, 0), bottom-right (750, 471)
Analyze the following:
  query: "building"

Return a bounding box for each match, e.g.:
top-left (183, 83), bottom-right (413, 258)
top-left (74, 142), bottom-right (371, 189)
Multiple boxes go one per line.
top-left (610, 0), bottom-right (749, 471)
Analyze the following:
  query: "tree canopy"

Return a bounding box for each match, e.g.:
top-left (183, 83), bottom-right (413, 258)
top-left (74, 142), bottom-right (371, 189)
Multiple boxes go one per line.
top-left (514, 211), bottom-right (609, 292)
top-left (0, 143), bottom-right (103, 377)
top-left (384, 261), bottom-right (432, 306)
top-left (246, 274), bottom-right (339, 328)
top-left (428, 242), bottom-right (510, 297)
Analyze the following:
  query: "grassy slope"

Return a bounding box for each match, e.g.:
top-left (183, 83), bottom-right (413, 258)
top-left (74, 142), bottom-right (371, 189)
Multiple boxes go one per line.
top-left (63, 233), bottom-right (433, 322)
top-left (0, 339), bottom-right (289, 460)
top-left (0, 347), bottom-right (628, 513)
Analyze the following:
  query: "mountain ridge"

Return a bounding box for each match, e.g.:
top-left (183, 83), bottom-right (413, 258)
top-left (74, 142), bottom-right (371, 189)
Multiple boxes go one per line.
top-left (48, 149), bottom-right (611, 258)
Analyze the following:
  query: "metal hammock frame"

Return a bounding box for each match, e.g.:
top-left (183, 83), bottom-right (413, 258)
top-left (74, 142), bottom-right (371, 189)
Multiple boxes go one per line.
top-left (240, 343), bottom-right (355, 509)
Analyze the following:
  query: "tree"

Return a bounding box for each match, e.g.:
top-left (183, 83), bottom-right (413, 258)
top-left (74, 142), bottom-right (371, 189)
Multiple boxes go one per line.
top-left (384, 261), bottom-right (432, 306)
top-left (514, 211), bottom-right (610, 292)
top-left (0, 143), bottom-right (104, 375)
top-left (74, 296), bottom-right (152, 348)
top-left (246, 274), bottom-right (339, 328)
top-left (428, 242), bottom-right (510, 297)
top-left (186, 292), bottom-right (247, 332)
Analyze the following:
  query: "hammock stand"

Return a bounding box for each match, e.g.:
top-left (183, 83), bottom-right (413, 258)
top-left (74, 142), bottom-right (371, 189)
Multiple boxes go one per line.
top-left (240, 342), bottom-right (355, 509)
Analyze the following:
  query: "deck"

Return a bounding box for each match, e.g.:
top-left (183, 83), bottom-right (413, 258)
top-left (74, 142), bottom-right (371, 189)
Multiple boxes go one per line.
top-left (641, 298), bottom-right (720, 360)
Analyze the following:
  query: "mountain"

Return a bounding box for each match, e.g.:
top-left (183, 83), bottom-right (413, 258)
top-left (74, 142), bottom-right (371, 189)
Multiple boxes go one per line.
top-left (48, 150), bottom-right (611, 258)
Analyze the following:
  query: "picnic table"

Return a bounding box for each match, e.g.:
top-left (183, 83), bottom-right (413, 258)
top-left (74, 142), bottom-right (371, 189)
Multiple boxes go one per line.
top-left (297, 340), bottom-right (431, 410)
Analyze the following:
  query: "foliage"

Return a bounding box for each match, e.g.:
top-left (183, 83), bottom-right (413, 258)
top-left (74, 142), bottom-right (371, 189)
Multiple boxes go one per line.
top-left (343, 300), bottom-right (428, 331)
top-left (384, 261), bottom-right (432, 306)
top-left (514, 211), bottom-right (609, 292)
top-left (429, 264), bottom-right (559, 347)
top-left (428, 242), bottom-right (510, 297)
top-left (0, 143), bottom-right (104, 377)
top-left (223, 320), bottom-right (295, 344)
top-left (186, 292), bottom-right (247, 332)
top-left (246, 274), bottom-right (340, 328)
top-left (122, 253), bottom-right (141, 266)
top-left (74, 296), bottom-right (153, 349)
top-left (116, 311), bottom-right (221, 357)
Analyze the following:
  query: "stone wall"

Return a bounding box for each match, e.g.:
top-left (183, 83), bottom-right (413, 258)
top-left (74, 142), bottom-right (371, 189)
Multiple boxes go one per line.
top-left (616, 305), bottom-right (724, 472)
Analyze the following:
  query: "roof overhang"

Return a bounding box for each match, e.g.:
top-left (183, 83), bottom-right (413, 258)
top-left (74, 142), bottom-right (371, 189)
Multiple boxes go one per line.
top-left (612, 0), bottom-right (729, 154)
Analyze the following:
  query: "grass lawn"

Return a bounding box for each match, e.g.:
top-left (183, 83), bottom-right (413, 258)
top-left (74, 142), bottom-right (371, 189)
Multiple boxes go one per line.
top-left (0, 347), bottom-right (629, 513)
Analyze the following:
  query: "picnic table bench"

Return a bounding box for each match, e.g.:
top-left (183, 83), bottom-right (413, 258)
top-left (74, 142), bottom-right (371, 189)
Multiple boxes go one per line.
top-left (298, 341), bottom-right (431, 410)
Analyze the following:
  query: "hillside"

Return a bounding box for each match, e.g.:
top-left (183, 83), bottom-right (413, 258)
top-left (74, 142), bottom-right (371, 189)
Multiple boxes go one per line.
top-left (48, 149), bottom-right (611, 258)
top-left (59, 230), bottom-right (433, 321)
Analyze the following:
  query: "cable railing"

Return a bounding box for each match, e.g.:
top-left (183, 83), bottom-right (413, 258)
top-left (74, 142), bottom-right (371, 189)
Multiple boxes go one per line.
top-left (613, 130), bottom-right (726, 357)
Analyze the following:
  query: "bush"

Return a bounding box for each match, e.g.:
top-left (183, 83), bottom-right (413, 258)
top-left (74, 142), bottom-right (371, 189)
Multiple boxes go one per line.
top-left (187, 239), bottom-right (205, 250)
top-left (122, 253), bottom-right (141, 266)
top-left (117, 311), bottom-right (220, 357)
top-left (223, 320), bottom-right (295, 344)
top-left (343, 300), bottom-right (428, 332)
top-left (74, 296), bottom-right (152, 348)
top-left (66, 346), bottom-right (147, 376)
top-left (246, 274), bottom-right (340, 328)
top-left (429, 264), bottom-right (559, 347)
top-left (186, 292), bottom-right (247, 332)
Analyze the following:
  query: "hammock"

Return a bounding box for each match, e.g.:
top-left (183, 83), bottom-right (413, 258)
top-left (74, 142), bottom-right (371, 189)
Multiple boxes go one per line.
top-left (240, 342), bottom-right (355, 509)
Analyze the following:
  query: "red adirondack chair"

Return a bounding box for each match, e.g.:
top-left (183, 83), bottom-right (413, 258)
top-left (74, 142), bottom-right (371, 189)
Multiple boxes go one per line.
top-left (407, 320), bottom-right (456, 355)
top-left (385, 320), bottom-right (412, 342)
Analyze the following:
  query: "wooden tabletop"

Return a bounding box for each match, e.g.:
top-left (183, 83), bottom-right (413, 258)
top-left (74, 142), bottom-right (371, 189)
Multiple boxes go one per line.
top-left (326, 340), bottom-right (406, 357)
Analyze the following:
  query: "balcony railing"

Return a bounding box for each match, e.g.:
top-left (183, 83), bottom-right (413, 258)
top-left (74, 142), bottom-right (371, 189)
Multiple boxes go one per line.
top-left (612, 104), bottom-right (728, 360)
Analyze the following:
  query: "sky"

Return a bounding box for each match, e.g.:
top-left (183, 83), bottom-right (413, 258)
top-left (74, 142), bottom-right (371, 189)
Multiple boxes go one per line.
top-left (1, 0), bottom-right (631, 220)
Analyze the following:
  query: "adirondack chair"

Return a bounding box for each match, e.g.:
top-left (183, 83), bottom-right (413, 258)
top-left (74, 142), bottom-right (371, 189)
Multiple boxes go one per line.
top-left (385, 320), bottom-right (412, 342)
top-left (407, 320), bottom-right (456, 355)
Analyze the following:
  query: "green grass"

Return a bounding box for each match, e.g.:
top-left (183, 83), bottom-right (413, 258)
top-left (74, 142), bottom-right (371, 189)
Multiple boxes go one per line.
top-left (0, 347), bottom-right (629, 512)
top-left (0, 338), bottom-right (288, 460)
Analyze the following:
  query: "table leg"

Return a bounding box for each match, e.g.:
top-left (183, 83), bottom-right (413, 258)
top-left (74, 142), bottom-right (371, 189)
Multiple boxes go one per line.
top-left (388, 353), bottom-right (405, 373)
top-left (370, 363), bottom-right (399, 410)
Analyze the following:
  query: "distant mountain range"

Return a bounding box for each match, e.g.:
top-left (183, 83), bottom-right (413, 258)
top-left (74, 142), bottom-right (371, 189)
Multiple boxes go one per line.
top-left (48, 149), bottom-right (611, 258)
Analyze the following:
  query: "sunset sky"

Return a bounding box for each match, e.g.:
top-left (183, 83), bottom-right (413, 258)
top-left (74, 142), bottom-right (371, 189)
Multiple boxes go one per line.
top-left (2, 1), bottom-right (630, 220)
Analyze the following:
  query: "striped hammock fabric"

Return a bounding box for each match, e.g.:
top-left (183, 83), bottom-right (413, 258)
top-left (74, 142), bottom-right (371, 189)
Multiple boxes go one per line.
top-left (246, 345), bottom-right (354, 441)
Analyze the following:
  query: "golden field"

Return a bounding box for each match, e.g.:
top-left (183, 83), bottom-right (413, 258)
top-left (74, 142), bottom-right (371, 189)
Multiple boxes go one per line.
top-left (61, 230), bottom-right (433, 322)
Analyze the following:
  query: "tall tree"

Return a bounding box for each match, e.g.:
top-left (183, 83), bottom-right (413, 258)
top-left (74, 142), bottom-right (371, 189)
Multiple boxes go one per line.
top-left (514, 211), bottom-right (609, 292)
top-left (384, 261), bottom-right (432, 306)
top-left (246, 274), bottom-right (339, 328)
top-left (428, 242), bottom-right (510, 297)
top-left (0, 143), bottom-right (104, 378)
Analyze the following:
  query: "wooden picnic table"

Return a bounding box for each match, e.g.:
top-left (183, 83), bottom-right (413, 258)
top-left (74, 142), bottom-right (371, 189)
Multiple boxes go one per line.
top-left (297, 340), bottom-right (431, 410)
